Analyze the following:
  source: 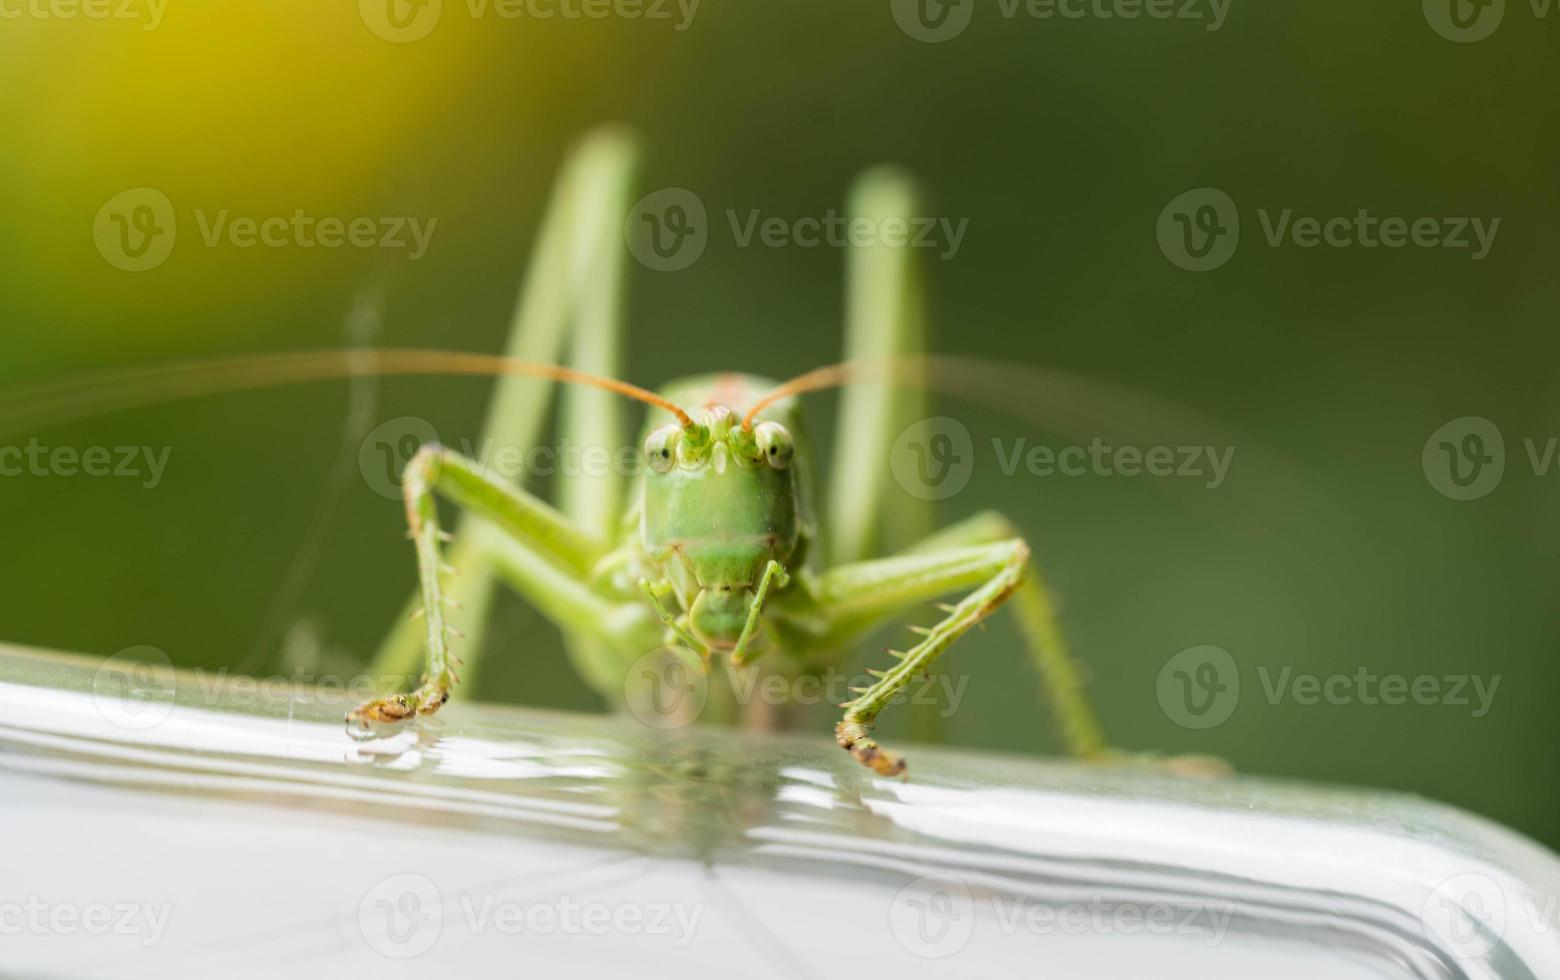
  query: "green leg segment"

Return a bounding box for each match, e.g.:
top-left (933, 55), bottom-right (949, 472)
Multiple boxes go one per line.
top-left (368, 129), bottom-right (640, 698)
top-left (810, 511), bottom-right (1107, 776)
top-left (910, 511), bottom-right (1107, 761)
top-left (349, 445), bottom-right (649, 724)
top-left (827, 168), bottom-right (933, 567)
top-left (731, 559), bottom-right (790, 667)
top-left (827, 168), bottom-right (938, 743)
top-left (639, 577), bottom-right (709, 662)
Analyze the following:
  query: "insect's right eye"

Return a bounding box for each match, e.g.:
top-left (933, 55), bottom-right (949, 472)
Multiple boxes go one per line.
top-left (644, 426), bottom-right (680, 473)
top-left (754, 421), bottom-right (794, 469)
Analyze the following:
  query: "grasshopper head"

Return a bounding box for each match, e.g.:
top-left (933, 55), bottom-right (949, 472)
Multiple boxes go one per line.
top-left (640, 406), bottom-right (800, 649)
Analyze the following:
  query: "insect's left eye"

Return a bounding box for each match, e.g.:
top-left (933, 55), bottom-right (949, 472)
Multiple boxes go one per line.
top-left (644, 426), bottom-right (680, 473)
top-left (754, 421), bottom-right (794, 469)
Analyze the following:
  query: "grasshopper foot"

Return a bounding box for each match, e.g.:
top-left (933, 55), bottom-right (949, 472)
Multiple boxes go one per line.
top-left (835, 720), bottom-right (908, 778)
top-left (347, 684), bottom-right (449, 726)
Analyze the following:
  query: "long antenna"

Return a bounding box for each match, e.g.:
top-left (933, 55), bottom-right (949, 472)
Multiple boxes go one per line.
top-left (742, 358), bottom-right (916, 429)
top-left (2, 348), bottom-right (694, 438)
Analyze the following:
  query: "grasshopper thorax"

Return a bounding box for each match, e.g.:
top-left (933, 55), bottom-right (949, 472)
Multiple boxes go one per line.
top-left (639, 404), bottom-right (801, 649)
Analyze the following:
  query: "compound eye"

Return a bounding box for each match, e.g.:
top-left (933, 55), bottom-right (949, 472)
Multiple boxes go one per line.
top-left (644, 425), bottom-right (680, 474)
top-left (754, 421), bottom-right (794, 469)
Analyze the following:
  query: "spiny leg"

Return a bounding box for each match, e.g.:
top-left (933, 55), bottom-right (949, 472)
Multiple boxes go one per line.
top-left (943, 518), bottom-right (1225, 777)
top-left (350, 444), bottom-right (651, 723)
top-left (908, 512), bottom-right (1106, 759)
top-left (808, 540), bottom-right (1032, 775)
top-left (368, 129), bottom-right (640, 697)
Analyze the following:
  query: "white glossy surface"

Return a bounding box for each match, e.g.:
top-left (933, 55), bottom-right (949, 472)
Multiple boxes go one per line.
top-left (1, 646), bottom-right (1555, 979)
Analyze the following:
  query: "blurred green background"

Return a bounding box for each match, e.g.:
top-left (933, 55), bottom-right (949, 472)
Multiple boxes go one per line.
top-left (1, 2), bottom-right (1557, 848)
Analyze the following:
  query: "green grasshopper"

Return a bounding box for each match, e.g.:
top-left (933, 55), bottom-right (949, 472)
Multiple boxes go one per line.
top-left (10, 127), bottom-right (1121, 777)
top-left (340, 128), bottom-right (1108, 777)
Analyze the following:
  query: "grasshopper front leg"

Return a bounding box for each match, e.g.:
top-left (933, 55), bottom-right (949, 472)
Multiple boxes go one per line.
top-left (351, 443), bottom-right (652, 724)
top-left (809, 540), bottom-right (1033, 776)
top-left (369, 129), bottom-right (638, 697)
